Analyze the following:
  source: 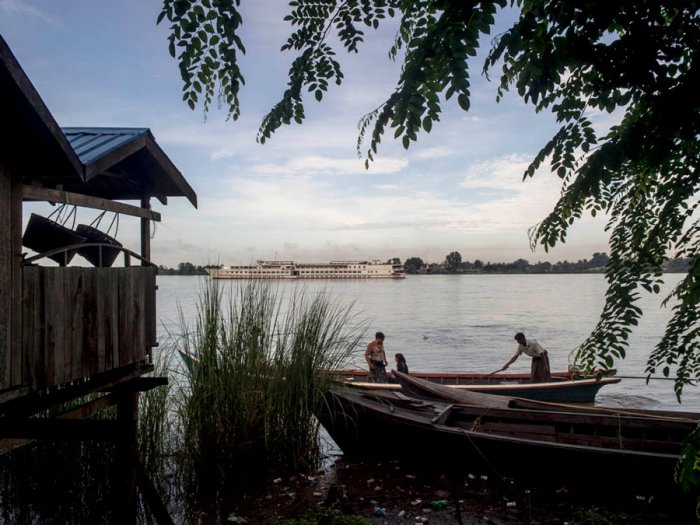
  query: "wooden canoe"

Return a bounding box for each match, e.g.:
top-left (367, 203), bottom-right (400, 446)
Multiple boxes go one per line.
top-left (316, 384), bottom-right (699, 494)
top-left (392, 370), bottom-right (699, 421)
top-left (332, 368), bottom-right (620, 403)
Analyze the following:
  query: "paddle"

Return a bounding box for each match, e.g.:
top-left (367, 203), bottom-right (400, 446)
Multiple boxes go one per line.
top-left (466, 367), bottom-right (505, 385)
top-left (614, 375), bottom-right (686, 381)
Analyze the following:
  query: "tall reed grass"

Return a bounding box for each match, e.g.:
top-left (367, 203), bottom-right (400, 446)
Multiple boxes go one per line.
top-left (171, 279), bottom-right (365, 503)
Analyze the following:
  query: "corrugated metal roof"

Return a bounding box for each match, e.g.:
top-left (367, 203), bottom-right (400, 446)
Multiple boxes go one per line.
top-left (59, 126), bottom-right (197, 208)
top-left (62, 127), bottom-right (149, 166)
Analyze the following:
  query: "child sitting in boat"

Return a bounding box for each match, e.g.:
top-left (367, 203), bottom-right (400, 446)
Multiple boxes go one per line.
top-left (395, 353), bottom-right (409, 374)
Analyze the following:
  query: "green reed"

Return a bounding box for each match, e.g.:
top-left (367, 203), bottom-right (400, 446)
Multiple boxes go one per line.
top-left (137, 345), bottom-right (175, 480)
top-left (172, 279), bottom-right (365, 501)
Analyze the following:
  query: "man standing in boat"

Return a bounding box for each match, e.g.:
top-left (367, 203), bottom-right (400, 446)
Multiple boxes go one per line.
top-left (365, 332), bottom-right (388, 382)
top-left (502, 332), bottom-right (552, 383)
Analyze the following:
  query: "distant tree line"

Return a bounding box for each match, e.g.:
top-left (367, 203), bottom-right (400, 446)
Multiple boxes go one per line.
top-left (157, 262), bottom-right (219, 275)
top-left (403, 252), bottom-right (692, 275)
top-left (160, 255), bottom-right (691, 276)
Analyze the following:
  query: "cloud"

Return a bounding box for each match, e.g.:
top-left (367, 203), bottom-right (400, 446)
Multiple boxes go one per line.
top-left (0, 0), bottom-right (59, 26)
top-left (459, 153), bottom-right (534, 190)
top-left (412, 147), bottom-right (455, 160)
top-left (251, 155), bottom-right (408, 177)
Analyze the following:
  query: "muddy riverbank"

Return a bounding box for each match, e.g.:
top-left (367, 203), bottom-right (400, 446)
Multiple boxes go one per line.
top-left (218, 455), bottom-right (696, 525)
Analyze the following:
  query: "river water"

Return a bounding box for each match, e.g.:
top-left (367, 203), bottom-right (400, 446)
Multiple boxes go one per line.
top-left (156, 273), bottom-right (700, 412)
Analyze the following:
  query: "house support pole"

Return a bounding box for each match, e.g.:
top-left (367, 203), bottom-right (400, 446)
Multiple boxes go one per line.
top-left (115, 390), bottom-right (139, 523)
top-left (140, 197), bottom-right (151, 265)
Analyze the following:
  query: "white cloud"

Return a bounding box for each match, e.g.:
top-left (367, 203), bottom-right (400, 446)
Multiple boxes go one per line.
top-left (412, 147), bottom-right (455, 160)
top-left (251, 155), bottom-right (408, 177)
top-left (0, 0), bottom-right (58, 26)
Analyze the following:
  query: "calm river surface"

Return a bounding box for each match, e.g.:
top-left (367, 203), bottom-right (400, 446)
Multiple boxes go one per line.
top-left (156, 273), bottom-right (699, 412)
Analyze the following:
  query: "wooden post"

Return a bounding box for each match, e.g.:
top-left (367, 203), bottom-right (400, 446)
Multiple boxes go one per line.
top-left (114, 390), bottom-right (139, 523)
top-left (0, 163), bottom-right (23, 389)
top-left (140, 198), bottom-right (151, 265)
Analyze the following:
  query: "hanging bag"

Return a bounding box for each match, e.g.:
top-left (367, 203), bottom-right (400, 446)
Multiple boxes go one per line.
top-left (22, 204), bottom-right (87, 266)
top-left (76, 212), bottom-right (122, 267)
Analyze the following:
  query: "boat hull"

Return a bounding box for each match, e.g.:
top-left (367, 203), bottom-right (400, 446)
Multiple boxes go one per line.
top-left (332, 369), bottom-right (620, 403)
top-left (317, 386), bottom-right (694, 493)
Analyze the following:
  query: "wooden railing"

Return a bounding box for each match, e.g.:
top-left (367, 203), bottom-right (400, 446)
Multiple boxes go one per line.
top-left (21, 264), bottom-right (157, 390)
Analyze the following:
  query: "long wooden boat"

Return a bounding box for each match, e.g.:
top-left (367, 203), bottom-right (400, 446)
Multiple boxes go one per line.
top-left (177, 349), bottom-right (619, 403)
top-left (393, 370), bottom-right (700, 419)
top-left (332, 368), bottom-right (620, 403)
top-left (317, 384), bottom-right (699, 493)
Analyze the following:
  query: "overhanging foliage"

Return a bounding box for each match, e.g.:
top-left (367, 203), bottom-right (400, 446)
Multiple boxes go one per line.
top-left (159, 0), bottom-right (699, 399)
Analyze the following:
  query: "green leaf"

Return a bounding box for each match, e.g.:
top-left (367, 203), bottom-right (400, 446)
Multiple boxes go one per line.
top-left (457, 93), bottom-right (470, 111)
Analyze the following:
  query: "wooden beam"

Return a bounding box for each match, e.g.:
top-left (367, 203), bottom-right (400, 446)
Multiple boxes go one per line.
top-left (0, 418), bottom-right (118, 439)
top-left (22, 185), bottom-right (161, 221)
top-left (0, 364), bottom-right (154, 417)
top-left (141, 197), bottom-right (151, 263)
top-left (136, 459), bottom-right (175, 525)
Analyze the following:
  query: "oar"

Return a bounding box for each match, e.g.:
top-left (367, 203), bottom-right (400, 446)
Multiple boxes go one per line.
top-left (466, 367), bottom-right (505, 385)
top-left (614, 375), bottom-right (678, 381)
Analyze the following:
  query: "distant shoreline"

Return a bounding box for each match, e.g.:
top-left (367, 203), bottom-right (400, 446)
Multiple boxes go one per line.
top-left (156, 269), bottom-right (689, 276)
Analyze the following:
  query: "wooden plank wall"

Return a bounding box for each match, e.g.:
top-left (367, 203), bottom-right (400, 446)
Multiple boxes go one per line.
top-left (0, 167), bottom-right (12, 389)
top-left (21, 266), bottom-right (157, 389)
top-left (0, 165), bottom-right (22, 391)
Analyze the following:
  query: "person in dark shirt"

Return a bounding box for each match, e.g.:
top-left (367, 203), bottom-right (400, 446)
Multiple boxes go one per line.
top-left (395, 353), bottom-right (409, 374)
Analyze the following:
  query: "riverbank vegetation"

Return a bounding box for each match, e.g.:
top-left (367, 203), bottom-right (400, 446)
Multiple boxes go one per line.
top-left (159, 253), bottom-right (692, 276)
top-left (158, 1), bottom-right (699, 403)
top-left (137, 279), bottom-right (365, 520)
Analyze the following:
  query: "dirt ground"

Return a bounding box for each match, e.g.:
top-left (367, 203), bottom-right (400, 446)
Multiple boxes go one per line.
top-left (223, 455), bottom-right (698, 525)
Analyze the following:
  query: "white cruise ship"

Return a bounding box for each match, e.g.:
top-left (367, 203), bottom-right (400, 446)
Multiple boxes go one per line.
top-left (206, 260), bottom-right (406, 279)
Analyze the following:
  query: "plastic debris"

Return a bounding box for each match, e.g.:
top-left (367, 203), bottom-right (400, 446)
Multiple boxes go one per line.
top-left (226, 515), bottom-right (248, 524)
top-left (415, 516), bottom-right (429, 523)
top-left (480, 475), bottom-right (488, 480)
top-left (366, 478), bottom-right (375, 485)
top-left (313, 492), bottom-right (322, 497)
top-left (398, 510), bottom-right (406, 517)
top-left (506, 501), bottom-right (516, 508)
top-left (374, 507), bottom-right (386, 517)
top-left (411, 498), bottom-right (423, 506)
top-left (468, 473), bottom-right (476, 480)
top-left (272, 478), bottom-right (282, 484)
top-left (431, 500), bottom-right (448, 510)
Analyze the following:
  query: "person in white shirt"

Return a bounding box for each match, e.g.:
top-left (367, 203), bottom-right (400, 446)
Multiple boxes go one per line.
top-left (502, 332), bottom-right (552, 383)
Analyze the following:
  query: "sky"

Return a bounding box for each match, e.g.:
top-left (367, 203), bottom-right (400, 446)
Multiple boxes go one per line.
top-left (0, 0), bottom-right (614, 268)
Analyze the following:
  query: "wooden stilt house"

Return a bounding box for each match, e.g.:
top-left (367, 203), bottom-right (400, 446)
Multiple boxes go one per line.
top-left (0, 35), bottom-right (196, 523)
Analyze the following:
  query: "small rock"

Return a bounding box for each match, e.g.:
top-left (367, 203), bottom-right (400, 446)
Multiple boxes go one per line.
top-left (398, 510), bottom-right (406, 517)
